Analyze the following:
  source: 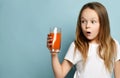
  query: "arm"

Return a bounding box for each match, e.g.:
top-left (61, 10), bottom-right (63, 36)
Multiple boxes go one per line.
top-left (114, 60), bottom-right (120, 78)
top-left (47, 34), bottom-right (73, 78)
top-left (51, 53), bottom-right (73, 78)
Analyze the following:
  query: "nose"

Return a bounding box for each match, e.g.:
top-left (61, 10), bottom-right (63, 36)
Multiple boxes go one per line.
top-left (86, 22), bottom-right (90, 29)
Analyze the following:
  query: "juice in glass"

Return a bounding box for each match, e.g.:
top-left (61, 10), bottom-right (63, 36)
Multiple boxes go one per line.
top-left (50, 27), bottom-right (61, 52)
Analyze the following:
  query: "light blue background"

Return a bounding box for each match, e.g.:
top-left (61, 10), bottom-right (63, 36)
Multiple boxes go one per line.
top-left (0, 0), bottom-right (120, 78)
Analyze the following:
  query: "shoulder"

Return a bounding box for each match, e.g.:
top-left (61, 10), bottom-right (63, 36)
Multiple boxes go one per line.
top-left (113, 38), bottom-right (120, 61)
top-left (113, 38), bottom-right (120, 46)
top-left (67, 41), bottom-right (75, 50)
top-left (64, 41), bottom-right (82, 65)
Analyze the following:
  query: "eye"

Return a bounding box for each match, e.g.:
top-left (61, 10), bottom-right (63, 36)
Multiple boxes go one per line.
top-left (81, 20), bottom-right (87, 24)
top-left (91, 20), bottom-right (97, 24)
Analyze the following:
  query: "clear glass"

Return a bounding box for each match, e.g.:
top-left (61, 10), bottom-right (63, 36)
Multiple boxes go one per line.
top-left (49, 27), bottom-right (61, 52)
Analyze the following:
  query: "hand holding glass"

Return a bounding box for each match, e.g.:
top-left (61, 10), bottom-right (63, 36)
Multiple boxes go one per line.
top-left (47, 27), bottom-right (61, 53)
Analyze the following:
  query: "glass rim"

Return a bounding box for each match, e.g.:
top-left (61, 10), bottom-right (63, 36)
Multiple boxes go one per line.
top-left (50, 27), bottom-right (61, 33)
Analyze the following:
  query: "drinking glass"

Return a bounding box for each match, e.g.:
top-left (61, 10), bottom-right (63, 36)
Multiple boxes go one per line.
top-left (49, 27), bottom-right (61, 52)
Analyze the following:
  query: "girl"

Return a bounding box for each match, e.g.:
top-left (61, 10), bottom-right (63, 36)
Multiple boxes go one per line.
top-left (47, 2), bottom-right (120, 78)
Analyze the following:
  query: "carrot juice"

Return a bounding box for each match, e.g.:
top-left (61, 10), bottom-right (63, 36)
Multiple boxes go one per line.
top-left (50, 32), bottom-right (61, 52)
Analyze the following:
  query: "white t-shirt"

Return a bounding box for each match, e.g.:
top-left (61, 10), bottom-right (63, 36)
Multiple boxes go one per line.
top-left (64, 40), bottom-right (120, 78)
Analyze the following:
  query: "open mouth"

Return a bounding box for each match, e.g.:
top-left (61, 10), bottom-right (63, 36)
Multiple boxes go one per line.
top-left (87, 32), bottom-right (91, 34)
top-left (86, 31), bottom-right (91, 36)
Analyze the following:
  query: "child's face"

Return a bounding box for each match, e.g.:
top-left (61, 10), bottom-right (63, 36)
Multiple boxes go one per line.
top-left (81, 8), bottom-right (100, 43)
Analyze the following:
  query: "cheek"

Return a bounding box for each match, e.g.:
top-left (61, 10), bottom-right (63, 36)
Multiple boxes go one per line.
top-left (95, 24), bottom-right (100, 30)
top-left (81, 26), bottom-right (85, 31)
top-left (81, 27), bottom-right (86, 33)
top-left (94, 26), bottom-right (100, 34)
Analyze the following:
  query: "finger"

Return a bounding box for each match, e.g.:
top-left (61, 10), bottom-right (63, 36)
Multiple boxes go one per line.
top-left (47, 39), bottom-right (52, 43)
top-left (48, 34), bottom-right (52, 37)
top-left (47, 42), bottom-right (52, 47)
top-left (47, 35), bottom-right (52, 39)
top-left (47, 39), bottom-right (52, 49)
top-left (47, 44), bottom-right (52, 51)
top-left (47, 34), bottom-right (53, 50)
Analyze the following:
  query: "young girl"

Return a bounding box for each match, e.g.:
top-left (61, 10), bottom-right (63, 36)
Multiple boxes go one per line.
top-left (47, 2), bottom-right (120, 78)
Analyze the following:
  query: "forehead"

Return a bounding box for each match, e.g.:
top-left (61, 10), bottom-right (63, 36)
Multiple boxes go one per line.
top-left (81, 8), bottom-right (99, 20)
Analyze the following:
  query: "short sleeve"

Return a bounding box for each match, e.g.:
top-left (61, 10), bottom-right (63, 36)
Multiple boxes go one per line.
top-left (64, 42), bottom-right (82, 65)
top-left (115, 40), bottom-right (120, 61)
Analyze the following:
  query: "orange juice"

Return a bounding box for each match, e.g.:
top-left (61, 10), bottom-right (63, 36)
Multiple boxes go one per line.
top-left (50, 32), bottom-right (61, 52)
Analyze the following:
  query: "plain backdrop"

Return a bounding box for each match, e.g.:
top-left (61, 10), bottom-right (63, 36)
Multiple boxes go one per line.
top-left (0, 0), bottom-right (120, 78)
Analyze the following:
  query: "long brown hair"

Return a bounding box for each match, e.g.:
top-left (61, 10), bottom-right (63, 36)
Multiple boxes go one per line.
top-left (74, 2), bottom-right (116, 72)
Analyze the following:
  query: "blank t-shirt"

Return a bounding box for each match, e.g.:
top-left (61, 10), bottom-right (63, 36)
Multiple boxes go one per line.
top-left (64, 40), bottom-right (120, 78)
